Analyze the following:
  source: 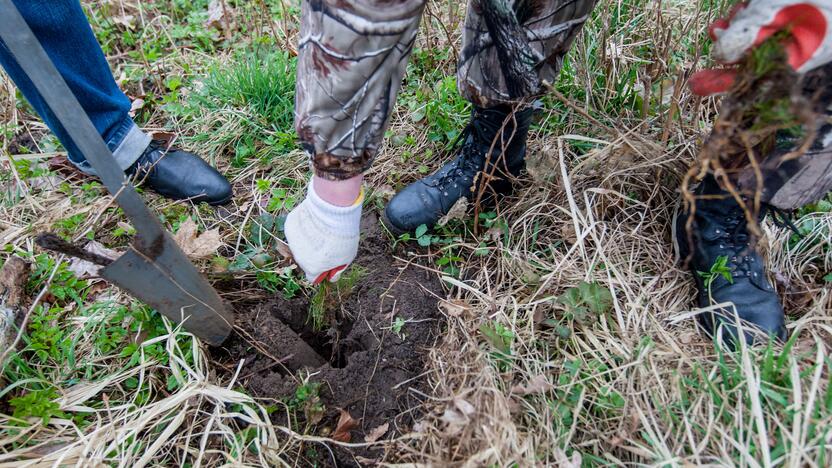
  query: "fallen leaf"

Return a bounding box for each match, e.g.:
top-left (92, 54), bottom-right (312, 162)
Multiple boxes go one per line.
top-left (436, 196), bottom-right (468, 227)
top-left (47, 155), bottom-right (85, 181)
top-left (440, 407), bottom-right (466, 426)
top-left (560, 222), bottom-right (577, 244)
top-left (205, 0), bottom-right (231, 31)
top-left (553, 447), bottom-right (581, 468)
top-left (68, 241), bottom-right (120, 279)
top-left (304, 398), bottom-right (324, 426)
top-left (525, 145), bottom-right (558, 184)
top-left (439, 299), bottom-right (471, 317)
top-left (274, 239), bottom-right (293, 260)
top-left (173, 218), bottom-right (223, 259)
top-left (332, 409), bottom-right (359, 442)
top-left (112, 14), bottom-right (136, 30)
top-left (128, 98), bottom-right (145, 117)
top-left (454, 398), bottom-right (475, 416)
top-left (511, 374), bottom-right (553, 396)
top-left (412, 421), bottom-right (427, 433)
top-left (364, 422), bottom-right (389, 443)
top-left (149, 131), bottom-right (176, 145)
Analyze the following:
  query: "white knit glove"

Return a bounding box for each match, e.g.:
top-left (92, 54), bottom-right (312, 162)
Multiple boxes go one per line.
top-left (285, 180), bottom-right (362, 284)
top-left (690, 0), bottom-right (832, 95)
top-left (713, 0), bottom-right (831, 73)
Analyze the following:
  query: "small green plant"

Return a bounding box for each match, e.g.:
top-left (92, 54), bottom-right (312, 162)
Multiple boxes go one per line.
top-left (290, 381), bottom-right (325, 425)
top-left (54, 213), bottom-right (87, 240)
top-left (27, 304), bottom-right (72, 363)
top-left (9, 387), bottom-right (66, 425)
top-left (479, 321), bottom-right (514, 371)
top-left (392, 316), bottom-right (406, 340)
top-left (556, 281), bottom-right (614, 324)
top-left (255, 267), bottom-right (301, 299)
top-left (308, 266), bottom-right (367, 331)
top-left (395, 224), bottom-right (464, 276)
top-left (698, 255), bottom-right (734, 290)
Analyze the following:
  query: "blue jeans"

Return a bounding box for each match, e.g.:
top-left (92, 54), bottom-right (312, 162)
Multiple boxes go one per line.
top-left (0, 0), bottom-right (149, 174)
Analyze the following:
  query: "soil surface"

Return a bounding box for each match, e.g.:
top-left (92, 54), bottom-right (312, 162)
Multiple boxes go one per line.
top-left (212, 214), bottom-right (444, 465)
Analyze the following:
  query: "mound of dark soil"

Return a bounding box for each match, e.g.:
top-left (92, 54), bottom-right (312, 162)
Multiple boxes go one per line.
top-left (212, 213), bottom-right (444, 465)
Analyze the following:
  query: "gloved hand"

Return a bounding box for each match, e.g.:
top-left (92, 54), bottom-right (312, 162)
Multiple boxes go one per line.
top-left (285, 180), bottom-right (363, 284)
top-left (690, 0), bottom-right (832, 95)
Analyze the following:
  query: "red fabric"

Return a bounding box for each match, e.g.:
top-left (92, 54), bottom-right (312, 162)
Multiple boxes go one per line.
top-left (314, 264), bottom-right (347, 285)
top-left (691, 3), bottom-right (827, 95)
top-left (751, 4), bottom-right (827, 70)
top-left (689, 68), bottom-right (739, 95)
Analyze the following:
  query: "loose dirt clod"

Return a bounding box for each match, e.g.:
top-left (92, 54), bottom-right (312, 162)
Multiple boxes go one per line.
top-left (213, 214), bottom-right (443, 464)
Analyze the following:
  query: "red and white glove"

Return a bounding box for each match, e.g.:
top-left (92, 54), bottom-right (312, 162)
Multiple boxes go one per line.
top-left (285, 180), bottom-right (363, 284)
top-left (690, 0), bottom-right (832, 95)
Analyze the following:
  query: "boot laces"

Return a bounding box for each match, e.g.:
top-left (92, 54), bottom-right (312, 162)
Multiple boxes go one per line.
top-left (435, 111), bottom-right (507, 191)
top-left (705, 204), bottom-right (759, 276)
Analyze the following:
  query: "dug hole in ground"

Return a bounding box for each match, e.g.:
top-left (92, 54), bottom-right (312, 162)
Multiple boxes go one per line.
top-left (212, 213), bottom-right (444, 464)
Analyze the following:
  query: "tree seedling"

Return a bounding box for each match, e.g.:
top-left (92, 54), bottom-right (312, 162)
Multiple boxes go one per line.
top-left (392, 316), bottom-right (406, 340)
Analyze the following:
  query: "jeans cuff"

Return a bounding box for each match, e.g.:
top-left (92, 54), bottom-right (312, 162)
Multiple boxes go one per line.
top-left (111, 122), bottom-right (150, 170)
top-left (71, 119), bottom-right (150, 175)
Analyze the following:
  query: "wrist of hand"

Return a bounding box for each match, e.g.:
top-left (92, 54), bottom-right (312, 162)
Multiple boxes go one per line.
top-left (285, 179), bottom-right (363, 283)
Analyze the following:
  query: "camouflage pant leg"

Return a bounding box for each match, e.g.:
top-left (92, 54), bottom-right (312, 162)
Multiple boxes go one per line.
top-left (295, 0), bottom-right (426, 180)
top-left (295, 0), bottom-right (597, 180)
top-left (458, 0), bottom-right (597, 107)
top-left (739, 63), bottom-right (832, 210)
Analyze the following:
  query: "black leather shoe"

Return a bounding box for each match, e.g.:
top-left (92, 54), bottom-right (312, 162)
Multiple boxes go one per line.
top-left (383, 105), bottom-right (533, 235)
top-left (675, 174), bottom-right (786, 347)
top-left (128, 140), bottom-right (232, 205)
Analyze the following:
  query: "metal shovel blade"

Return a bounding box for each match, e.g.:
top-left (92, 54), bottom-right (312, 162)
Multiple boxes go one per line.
top-left (0, 0), bottom-right (233, 345)
top-left (102, 234), bottom-right (232, 346)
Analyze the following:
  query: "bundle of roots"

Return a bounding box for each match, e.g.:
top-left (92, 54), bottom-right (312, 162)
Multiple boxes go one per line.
top-left (682, 37), bottom-right (824, 241)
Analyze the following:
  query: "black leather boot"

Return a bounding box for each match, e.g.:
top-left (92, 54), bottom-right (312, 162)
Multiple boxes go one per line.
top-left (128, 140), bottom-right (232, 205)
top-left (383, 105), bottom-right (533, 235)
top-left (675, 174), bottom-right (787, 347)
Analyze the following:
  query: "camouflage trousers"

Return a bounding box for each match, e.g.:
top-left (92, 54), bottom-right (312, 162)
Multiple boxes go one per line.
top-left (295, 0), bottom-right (596, 180)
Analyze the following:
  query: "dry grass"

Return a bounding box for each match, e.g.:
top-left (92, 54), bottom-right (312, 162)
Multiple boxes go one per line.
top-left (1, 0), bottom-right (831, 466)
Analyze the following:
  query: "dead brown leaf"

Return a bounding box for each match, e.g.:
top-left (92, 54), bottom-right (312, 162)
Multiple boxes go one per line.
top-left (128, 98), bottom-right (145, 118)
top-left (149, 131), bottom-right (176, 145)
top-left (454, 398), bottom-right (475, 416)
top-left (112, 14), bottom-right (136, 30)
top-left (553, 447), bottom-right (582, 467)
top-left (511, 374), bottom-right (553, 396)
top-left (68, 241), bottom-right (120, 279)
top-left (364, 422), bottom-right (389, 443)
top-left (274, 239), bottom-right (293, 260)
top-left (173, 218), bottom-right (223, 259)
top-left (439, 299), bottom-right (471, 317)
top-left (437, 196), bottom-right (468, 227)
top-left (205, 0), bottom-right (231, 31)
top-left (332, 409), bottom-right (359, 442)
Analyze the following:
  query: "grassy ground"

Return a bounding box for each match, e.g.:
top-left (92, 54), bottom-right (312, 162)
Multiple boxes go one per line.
top-left (1, 0), bottom-right (831, 465)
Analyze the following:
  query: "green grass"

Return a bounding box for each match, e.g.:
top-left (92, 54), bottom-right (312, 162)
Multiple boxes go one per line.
top-left (176, 49), bottom-right (297, 166)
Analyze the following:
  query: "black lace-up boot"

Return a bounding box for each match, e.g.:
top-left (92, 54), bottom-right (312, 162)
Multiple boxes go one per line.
top-left (675, 174), bottom-right (787, 347)
top-left (127, 140), bottom-right (232, 205)
top-left (382, 105), bottom-right (533, 234)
